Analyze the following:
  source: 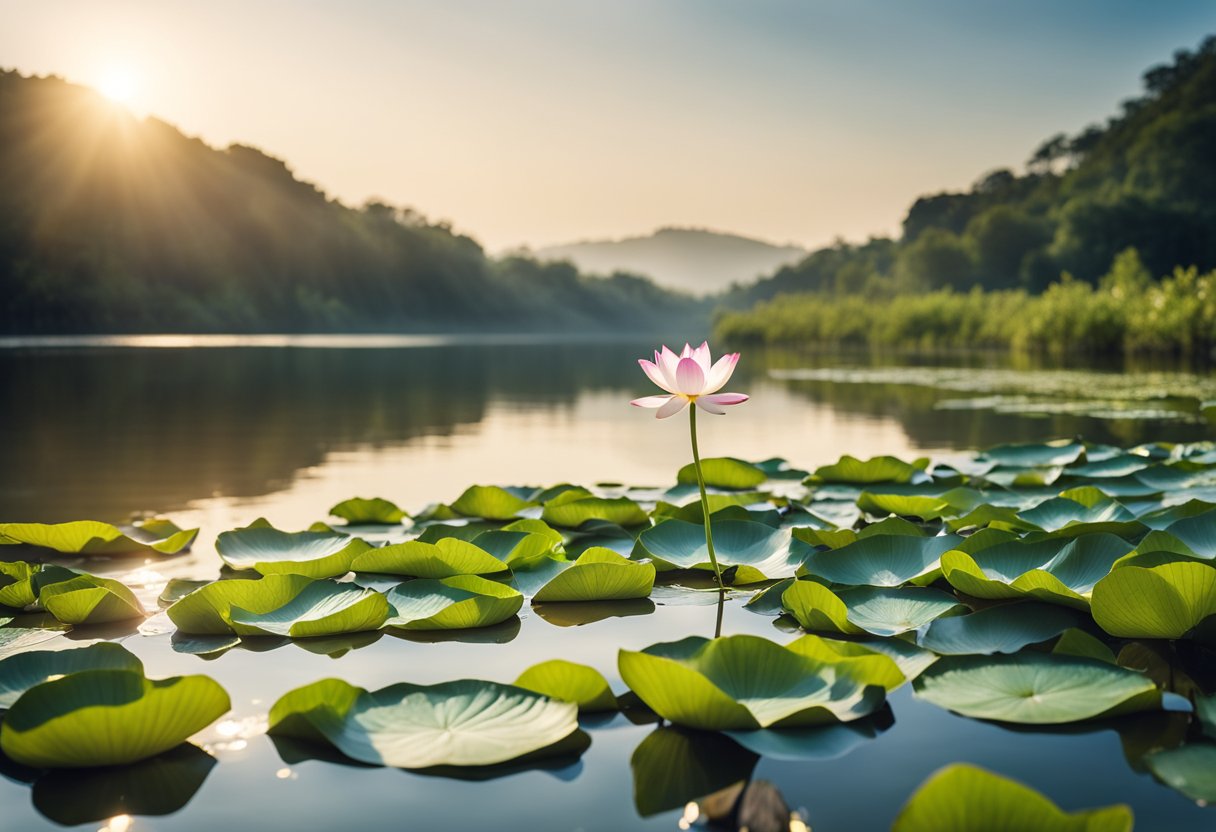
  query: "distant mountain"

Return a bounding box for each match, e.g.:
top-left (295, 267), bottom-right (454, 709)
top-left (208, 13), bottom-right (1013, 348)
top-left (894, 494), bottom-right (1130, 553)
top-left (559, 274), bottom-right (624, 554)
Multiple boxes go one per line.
top-left (534, 227), bottom-right (806, 295)
top-left (0, 70), bottom-right (704, 334)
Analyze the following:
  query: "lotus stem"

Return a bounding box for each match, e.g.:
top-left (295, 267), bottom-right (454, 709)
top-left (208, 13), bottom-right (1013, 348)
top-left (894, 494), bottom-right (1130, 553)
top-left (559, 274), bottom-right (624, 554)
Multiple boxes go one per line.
top-left (688, 404), bottom-right (725, 593)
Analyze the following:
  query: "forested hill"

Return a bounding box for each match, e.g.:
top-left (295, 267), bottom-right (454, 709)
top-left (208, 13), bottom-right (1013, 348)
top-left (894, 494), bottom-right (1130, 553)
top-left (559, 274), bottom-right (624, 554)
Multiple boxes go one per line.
top-left (0, 71), bottom-right (704, 334)
top-left (725, 35), bottom-right (1216, 308)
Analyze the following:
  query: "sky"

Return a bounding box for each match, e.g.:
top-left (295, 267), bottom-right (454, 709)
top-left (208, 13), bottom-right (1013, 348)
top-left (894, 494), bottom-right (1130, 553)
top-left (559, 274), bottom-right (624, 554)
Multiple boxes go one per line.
top-left (2, 0), bottom-right (1215, 252)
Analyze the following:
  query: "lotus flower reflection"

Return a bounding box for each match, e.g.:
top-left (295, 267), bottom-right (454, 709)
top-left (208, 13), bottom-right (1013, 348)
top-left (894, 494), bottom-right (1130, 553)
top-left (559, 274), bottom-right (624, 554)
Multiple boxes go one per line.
top-left (631, 342), bottom-right (748, 597)
top-left (631, 342), bottom-right (748, 418)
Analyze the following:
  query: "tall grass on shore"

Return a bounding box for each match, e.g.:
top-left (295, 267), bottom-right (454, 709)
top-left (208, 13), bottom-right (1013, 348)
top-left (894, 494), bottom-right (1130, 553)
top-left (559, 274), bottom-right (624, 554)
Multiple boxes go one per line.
top-left (715, 250), bottom-right (1216, 358)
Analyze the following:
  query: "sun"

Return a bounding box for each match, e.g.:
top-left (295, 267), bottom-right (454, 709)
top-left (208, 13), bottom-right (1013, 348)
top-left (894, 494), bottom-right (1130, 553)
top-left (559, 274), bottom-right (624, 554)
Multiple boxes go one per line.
top-left (97, 66), bottom-right (138, 105)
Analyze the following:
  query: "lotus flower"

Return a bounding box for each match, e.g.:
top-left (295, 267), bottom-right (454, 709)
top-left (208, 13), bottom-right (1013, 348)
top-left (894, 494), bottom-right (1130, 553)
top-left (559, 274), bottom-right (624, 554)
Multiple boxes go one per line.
top-left (631, 342), bottom-right (748, 418)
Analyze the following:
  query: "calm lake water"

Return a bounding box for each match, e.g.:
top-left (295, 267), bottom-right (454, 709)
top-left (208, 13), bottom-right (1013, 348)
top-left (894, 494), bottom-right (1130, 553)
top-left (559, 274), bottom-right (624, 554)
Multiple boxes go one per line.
top-left (0, 336), bottom-right (1213, 831)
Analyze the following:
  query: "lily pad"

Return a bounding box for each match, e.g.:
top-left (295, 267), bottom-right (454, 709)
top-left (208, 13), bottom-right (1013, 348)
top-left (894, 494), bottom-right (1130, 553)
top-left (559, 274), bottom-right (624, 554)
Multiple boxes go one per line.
top-left (782, 581), bottom-right (965, 637)
top-left (918, 603), bottom-right (1084, 656)
top-left (350, 538), bottom-right (508, 578)
top-left (167, 575), bottom-right (315, 635)
top-left (1, 669), bottom-right (230, 768)
top-left (1145, 743), bottom-right (1216, 802)
top-left (329, 497), bottom-right (407, 525)
top-left (1091, 560), bottom-right (1216, 640)
top-left (513, 659), bottom-right (617, 711)
top-left (0, 643), bottom-right (144, 708)
top-left (893, 763), bottom-right (1132, 831)
top-left (541, 492), bottom-right (648, 528)
top-left (636, 519), bottom-right (804, 583)
top-left (216, 525), bottom-right (372, 579)
top-left (267, 677), bottom-right (578, 768)
top-left (811, 455), bottom-right (926, 484)
top-left (913, 652), bottom-right (1160, 724)
top-left (0, 519), bottom-right (197, 556)
top-left (531, 548), bottom-right (655, 603)
top-left (618, 634), bottom-right (886, 730)
top-left (38, 574), bottom-right (146, 625)
top-left (385, 575), bottom-right (523, 630)
top-left (802, 534), bottom-right (963, 587)
top-left (450, 485), bottom-right (534, 520)
top-left (227, 581), bottom-right (390, 638)
top-left (677, 457), bottom-right (767, 489)
top-left (941, 533), bottom-right (1133, 609)
top-left (0, 562), bottom-right (76, 609)
top-left (980, 441), bottom-right (1086, 468)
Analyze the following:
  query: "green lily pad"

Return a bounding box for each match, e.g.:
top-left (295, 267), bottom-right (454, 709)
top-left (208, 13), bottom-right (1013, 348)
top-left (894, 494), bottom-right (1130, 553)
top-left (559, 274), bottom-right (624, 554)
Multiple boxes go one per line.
top-left (0, 562), bottom-right (76, 609)
top-left (227, 581), bottom-right (390, 638)
top-left (1145, 743), bottom-right (1216, 802)
top-left (893, 763), bottom-right (1132, 831)
top-left (918, 603), bottom-right (1084, 655)
top-left (724, 718), bottom-right (889, 762)
top-left (541, 492), bottom-right (648, 528)
top-left (350, 538), bottom-right (508, 578)
top-left (618, 634), bottom-right (886, 730)
top-left (1, 669), bottom-right (230, 768)
top-left (980, 441), bottom-right (1086, 468)
top-left (472, 529), bottom-right (562, 565)
top-left (636, 519), bottom-right (804, 583)
top-left (784, 634), bottom-right (906, 690)
top-left (676, 457), bottom-right (767, 489)
top-left (0, 643), bottom-right (144, 708)
top-left (513, 659), bottom-right (617, 711)
top-left (857, 492), bottom-right (957, 521)
top-left (0, 519), bottom-right (197, 556)
top-left (167, 574), bottom-right (315, 634)
top-left (267, 677), bottom-right (578, 768)
top-left (782, 581), bottom-right (965, 637)
top-left (531, 548), bottom-right (655, 603)
top-left (913, 652), bottom-right (1161, 724)
top-left (39, 574), bottom-right (146, 625)
top-left (1091, 560), bottom-right (1216, 640)
top-left (385, 575), bottom-right (523, 630)
top-left (811, 455), bottom-right (926, 484)
top-left (328, 497), bottom-right (407, 524)
top-left (216, 525), bottom-right (372, 579)
top-left (1018, 496), bottom-right (1141, 537)
top-left (1135, 511), bottom-right (1216, 559)
top-left (0, 628), bottom-right (69, 660)
top-left (941, 534), bottom-right (1133, 609)
top-left (450, 485), bottom-right (534, 520)
top-left (802, 534), bottom-right (963, 587)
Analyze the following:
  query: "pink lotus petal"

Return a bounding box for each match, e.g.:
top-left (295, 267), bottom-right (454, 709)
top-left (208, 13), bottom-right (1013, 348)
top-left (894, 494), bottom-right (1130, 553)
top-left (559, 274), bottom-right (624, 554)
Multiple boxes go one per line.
top-left (691, 341), bottom-right (712, 372)
top-left (631, 394), bottom-right (675, 409)
top-left (656, 396), bottom-right (690, 419)
top-left (675, 357), bottom-right (706, 395)
top-left (695, 397), bottom-right (727, 415)
top-left (703, 353), bottom-right (740, 394)
top-left (702, 392), bottom-right (749, 406)
top-left (658, 346), bottom-right (681, 387)
top-left (638, 359), bottom-right (676, 394)
top-left (680, 343), bottom-right (693, 358)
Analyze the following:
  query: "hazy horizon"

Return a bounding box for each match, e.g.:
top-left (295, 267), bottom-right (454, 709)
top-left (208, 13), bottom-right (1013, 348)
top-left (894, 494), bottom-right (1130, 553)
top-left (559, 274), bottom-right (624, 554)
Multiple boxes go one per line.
top-left (2, 0), bottom-right (1215, 253)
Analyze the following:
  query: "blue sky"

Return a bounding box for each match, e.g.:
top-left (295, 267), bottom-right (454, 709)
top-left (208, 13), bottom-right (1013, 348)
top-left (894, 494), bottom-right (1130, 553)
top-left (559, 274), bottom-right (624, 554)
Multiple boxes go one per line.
top-left (1, 0), bottom-right (1214, 250)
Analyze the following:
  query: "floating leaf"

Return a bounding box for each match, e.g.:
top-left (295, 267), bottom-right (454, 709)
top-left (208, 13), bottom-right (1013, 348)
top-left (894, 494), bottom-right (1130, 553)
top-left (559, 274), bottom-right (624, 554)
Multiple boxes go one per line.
top-left (227, 581), bottom-right (390, 638)
top-left (724, 717), bottom-right (889, 762)
top-left (918, 603), bottom-right (1083, 656)
top-left (472, 529), bottom-right (562, 565)
top-left (350, 538), bottom-right (508, 578)
top-left (783, 581), bottom-right (965, 637)
top-left (450, 485), bottom-right (534, 520)
top-left (1051, 628), bottom-right (1117, 664)
top-left (385, 575), bottom-right (523, 630)
top-left (513, 659), bottom-right (617, 711)
top-left (328, 497), bottom-right (407, 525)
top-left (677, 457), bottom-right (767, 489)
top-left (0, 643), bottom-right (144, 708)
top-left (1, 669), bottom-right (230, 768)
top-left (0, 520), bottom-right (197, 556)
top-left (941, 533), bottom-right (1132, 609)
top-left (811, 455), bottom-right (925, 484)
top-left (893, 763), bottom-right (1132, 832)
top-left (216, 525), bottom-right (371, 579)
top-left (980, 441), bottom-right (1086, 468)
top-left (1145, 743), bottom-right (1216, 802)
top-left (0, 628), bottom-right (68, 660)
top-left (1091, 560), bottom-right (1216, 640)
top-left (784, 634), bottom-right (905, 690)
top-left (0, 562), bottom-right (75, 609)
top-left (166, 575), bottom-right (314, 635)
top-left (541, 492), bottom-right (648, 528)
top-left (802, 534), bottom-right (962, 587)
top-left (913, 653), bottom-right (1160, 724)
top-left (532, 548), bottom-right (655, 603)
top-left (267, 677), bottom-right (578, 768)
top-left (857, 492), bottom-right (956, 521)
top-left (1018, 496), bottom-right (1141, 537)
top-left (637, 519), bottom-right (804, 583)
top-left (618, 634), bottom-right (886, 730)
top-left (39, 574), bottom-right (146, 625)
